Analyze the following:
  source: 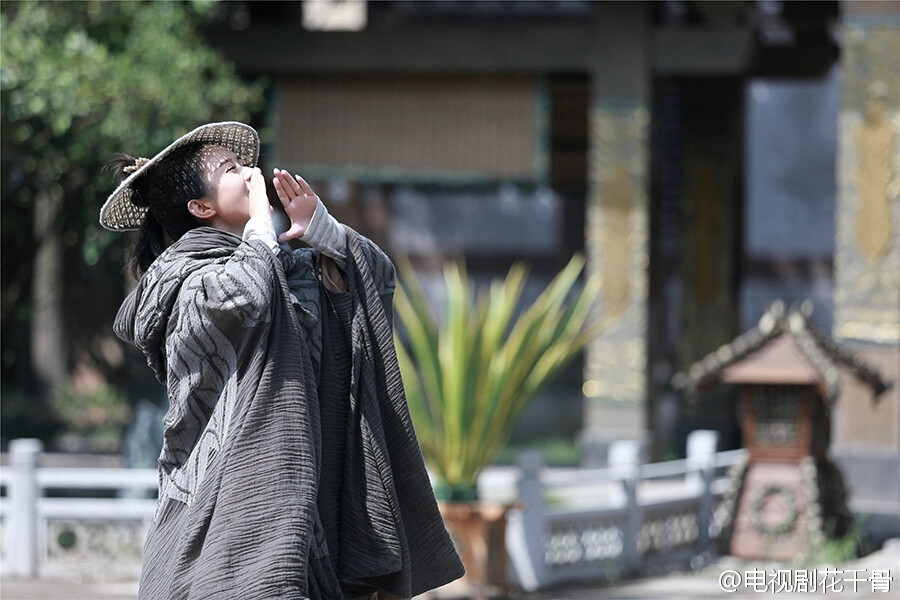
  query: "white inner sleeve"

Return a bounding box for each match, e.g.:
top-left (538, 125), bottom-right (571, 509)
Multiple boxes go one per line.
top-left (242, 211), bottom-right (279, 255)
top-left (299, 199), bottom-right (347, 269)
top-left (242, 200), bottom-right (348, 268)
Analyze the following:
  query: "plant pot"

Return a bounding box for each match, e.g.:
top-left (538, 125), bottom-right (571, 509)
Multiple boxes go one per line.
top-left (438, 501), bottom-right (516, 597)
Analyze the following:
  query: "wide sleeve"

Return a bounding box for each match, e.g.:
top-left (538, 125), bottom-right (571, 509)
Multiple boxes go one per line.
top-left (302, 201), bottom-right (400, 300)
top-left (179, 238), bottom-right (281, 331)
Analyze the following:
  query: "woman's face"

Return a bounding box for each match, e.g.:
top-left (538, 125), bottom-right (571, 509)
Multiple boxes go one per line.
top-left (198, 145), bottom-right (252, 233)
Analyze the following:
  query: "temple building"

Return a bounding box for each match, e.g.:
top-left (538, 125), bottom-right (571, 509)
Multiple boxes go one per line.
top-left (203, 0), bottom-right (899, 540)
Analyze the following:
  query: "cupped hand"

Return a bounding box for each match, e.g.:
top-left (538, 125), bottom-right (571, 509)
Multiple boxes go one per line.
top-left (272, 168), bottom-right (319, 242)
top-left (246, 168), bottom-right (272, 219)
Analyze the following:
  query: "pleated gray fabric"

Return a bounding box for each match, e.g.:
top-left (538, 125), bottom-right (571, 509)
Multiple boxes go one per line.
top-left (115, 226), bottom-right (464, 599)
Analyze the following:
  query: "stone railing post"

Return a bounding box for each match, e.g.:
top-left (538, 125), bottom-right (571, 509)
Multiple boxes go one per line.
top-left (609, 439), bottom-right (641, 574)
top-left (509, 450), bottom-right (546, 591)
top-left (686, 430), bottom-right (718, 550)
top-left (9, 438), bottom-right (43, 577)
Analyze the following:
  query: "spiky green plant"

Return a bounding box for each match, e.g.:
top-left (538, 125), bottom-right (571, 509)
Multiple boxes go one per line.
top-left (394, 255), bottom-right (603, 501)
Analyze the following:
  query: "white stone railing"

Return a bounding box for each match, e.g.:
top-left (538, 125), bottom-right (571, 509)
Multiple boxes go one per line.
top-left (506, 430), bottom-right (747, 590)
top-left (0, 431), bottom-right (746, 588)
top-left (0, 438), bottom-right (157, 579)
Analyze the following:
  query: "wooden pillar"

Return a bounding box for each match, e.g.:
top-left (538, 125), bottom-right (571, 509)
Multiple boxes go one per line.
top-left (830, 4), bottom-right (900, 526)
top-left (582, 3), bottom-right (651, 447)
top-left (834, 1), bottom-right (900, 345)
top-left (832, 2), bottom-right (900, 461)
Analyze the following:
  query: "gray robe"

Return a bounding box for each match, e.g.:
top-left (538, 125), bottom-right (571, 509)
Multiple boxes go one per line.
top-left (115, 226), bottom-right (464, 599)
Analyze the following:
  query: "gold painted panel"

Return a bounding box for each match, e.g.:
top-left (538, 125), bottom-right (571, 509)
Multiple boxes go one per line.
top-left (835, 23), bottom-right (900, 344)
top-left (584, 104), bottom-right (650, 403)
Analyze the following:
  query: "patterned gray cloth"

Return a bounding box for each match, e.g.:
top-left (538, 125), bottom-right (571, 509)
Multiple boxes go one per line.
top-left (115, 227), bottom-right (464, 599)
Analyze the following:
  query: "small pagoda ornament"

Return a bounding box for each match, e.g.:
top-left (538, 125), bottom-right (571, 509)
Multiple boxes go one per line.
top-left (673, 301), bottom-right (890, 561)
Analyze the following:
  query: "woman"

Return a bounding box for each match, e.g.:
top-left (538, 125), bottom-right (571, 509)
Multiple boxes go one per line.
top-left (101, 122), bottom-right (464, 599)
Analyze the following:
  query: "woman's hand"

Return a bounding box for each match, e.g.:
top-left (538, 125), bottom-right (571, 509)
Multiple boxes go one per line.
top-left (272, 168), bottom-right (318, 242)
top-left (246, 168), bottom-right (272, 219)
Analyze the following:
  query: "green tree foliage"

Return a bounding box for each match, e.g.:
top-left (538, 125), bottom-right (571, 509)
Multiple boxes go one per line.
top-left (0, 0), bottom-right (265, 440)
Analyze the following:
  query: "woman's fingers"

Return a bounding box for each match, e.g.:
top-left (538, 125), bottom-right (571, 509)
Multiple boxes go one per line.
top-left (247, 171), bottom-right (271, 218)
top-left (273, 168), bottom-right (303, 197)
top-left (294, 174), bottom-right (314, 196)
top-left (272, 172), bottom-right (292, 208)
top-left (273, 169), bottom-right (316, 198)
top-left (270, 169), bottom-right (318, 242)
top-left (272, 170), bottom-right (301, 211)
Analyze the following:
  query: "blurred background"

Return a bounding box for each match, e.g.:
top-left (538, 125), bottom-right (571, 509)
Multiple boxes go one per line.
top-left (1, 0), bottom-right (898, 579)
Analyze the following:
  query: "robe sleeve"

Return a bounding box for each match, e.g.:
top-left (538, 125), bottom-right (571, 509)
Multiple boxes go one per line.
top-left (301, 201), bottom-right (400, 303)
top-left (181, 238), bottom-right (281, 331)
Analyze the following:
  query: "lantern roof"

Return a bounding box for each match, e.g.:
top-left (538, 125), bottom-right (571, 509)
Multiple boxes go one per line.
top-left (672, 301), bottom-right (891, 406)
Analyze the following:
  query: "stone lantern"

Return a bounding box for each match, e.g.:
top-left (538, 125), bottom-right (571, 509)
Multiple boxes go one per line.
top-left (673, 301), bottom-right (890, 561)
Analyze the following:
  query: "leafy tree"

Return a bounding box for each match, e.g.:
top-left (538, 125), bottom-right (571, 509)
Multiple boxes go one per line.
top-left (1, 0), bottom-right (265, 443)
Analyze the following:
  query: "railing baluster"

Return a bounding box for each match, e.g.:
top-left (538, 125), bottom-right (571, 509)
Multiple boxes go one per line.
top-left (609, 440), bottom-right (642, 574)
top-left (686, 430), bottom-right (718, 551)
top-left (509, 450), bottom-right (546, 591)
top-left (9, 438), bottom-right (43, 578)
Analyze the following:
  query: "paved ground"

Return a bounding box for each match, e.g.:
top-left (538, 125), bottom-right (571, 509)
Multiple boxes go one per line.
top-left (0, 580), bottom-right (139, 600)
top-left (3, 540), bottom-right (898, 600)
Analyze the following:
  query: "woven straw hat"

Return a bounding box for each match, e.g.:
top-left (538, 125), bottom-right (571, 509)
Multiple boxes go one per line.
top-left (99, 121), bottom-right (260, 231)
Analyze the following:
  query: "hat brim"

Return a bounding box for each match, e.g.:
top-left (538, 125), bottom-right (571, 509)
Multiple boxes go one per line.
top-left (99, 121), bottom-right (260, 231)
